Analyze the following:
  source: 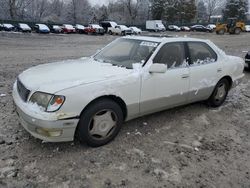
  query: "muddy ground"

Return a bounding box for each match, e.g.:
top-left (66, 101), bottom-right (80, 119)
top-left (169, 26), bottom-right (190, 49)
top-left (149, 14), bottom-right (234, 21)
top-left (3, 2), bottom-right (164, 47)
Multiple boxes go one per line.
top-left (0, 31), bottom-right (250, 188)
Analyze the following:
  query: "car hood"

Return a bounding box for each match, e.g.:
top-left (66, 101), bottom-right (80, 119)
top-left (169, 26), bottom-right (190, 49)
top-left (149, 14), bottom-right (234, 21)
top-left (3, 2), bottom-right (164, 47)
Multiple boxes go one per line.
top-left (18, 58), bottom-right (133, 94)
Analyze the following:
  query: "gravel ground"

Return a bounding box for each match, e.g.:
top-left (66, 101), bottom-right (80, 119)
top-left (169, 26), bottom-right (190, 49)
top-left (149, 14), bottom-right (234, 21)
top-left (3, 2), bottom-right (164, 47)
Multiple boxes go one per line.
top-left (0, 31), bottom-right (250, 188)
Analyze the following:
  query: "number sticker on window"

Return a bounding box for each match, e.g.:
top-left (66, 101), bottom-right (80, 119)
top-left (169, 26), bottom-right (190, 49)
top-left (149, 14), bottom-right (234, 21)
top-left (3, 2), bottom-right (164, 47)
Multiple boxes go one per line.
top-left (140, 41), bottom-right (158, 47)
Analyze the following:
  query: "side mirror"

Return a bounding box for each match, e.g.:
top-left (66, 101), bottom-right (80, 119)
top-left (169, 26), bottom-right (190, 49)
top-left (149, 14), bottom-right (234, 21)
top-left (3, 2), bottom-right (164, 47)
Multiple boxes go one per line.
top-left (149, 63), bottom-right (167, 73)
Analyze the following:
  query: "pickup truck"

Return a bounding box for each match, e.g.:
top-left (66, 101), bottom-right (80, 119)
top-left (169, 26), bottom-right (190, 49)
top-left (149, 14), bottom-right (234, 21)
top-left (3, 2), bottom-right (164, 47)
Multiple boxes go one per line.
top-left (108, 25), bottom-right (133, 35)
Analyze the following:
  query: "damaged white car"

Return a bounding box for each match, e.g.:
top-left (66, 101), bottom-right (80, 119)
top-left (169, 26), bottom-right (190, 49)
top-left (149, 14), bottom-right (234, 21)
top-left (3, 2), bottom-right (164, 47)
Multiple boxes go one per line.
top-left (13, 36), bottom-right (244, 147)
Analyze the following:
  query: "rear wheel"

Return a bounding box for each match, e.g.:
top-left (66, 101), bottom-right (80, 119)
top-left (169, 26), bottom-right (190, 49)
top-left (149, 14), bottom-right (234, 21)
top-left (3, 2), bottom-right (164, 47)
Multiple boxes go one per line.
top-left (108, 30), bottom-right (113, 35)
top-left (217, 29), bottom-right (225, 35)
top-left (207, 79), bottom-right (229, 107)
top-left (76, 99), bottom-right (123, 147)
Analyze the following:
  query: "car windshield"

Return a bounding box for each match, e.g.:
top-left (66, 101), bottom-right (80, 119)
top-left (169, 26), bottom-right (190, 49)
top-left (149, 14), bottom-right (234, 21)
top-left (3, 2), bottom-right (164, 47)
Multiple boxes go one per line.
top-left (94, 38), bottom-right (159, 69)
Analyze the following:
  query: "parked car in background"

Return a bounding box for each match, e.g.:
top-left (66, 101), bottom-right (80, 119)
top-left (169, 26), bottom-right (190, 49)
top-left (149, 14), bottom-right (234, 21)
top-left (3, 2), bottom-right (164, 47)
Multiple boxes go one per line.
top-left (13, 36), bottom-right (244, 147)
top-left (2, 23), bottom-right (15, 31)
top-left (108, 25), bottom-right (132, 35)
top-left (129, 27), bottom-right (142, 35)
top-left (0, 24), bottom-right (3, 31)
top-left (50, 25), bottom-right (62, 33)
top-left (62, 24), bottom-right (76, 34)
top-left (75, 24), bottom-right (85, 34)
top-left (168, 25), bottom-right (181, 32)
top-left (245, 51), bottom-right (250, 69)
top-left (207, 24), bottom-right (216, 30)
top-left (245, 25), bottom-right (250, 32)
top-left (84, 24), bottom-right (105, 35)
top-left (180, 26), bottom-right (190, 31)
top-left (190, 25), bottom-right (213, 32)
top-left (100, 21), bottom-right (117, 33)
top-left (34, 24), bottom-right (50, 33)
top-left (17, 23), bottom-right (32, 33)
top-left (146, 20), bottom-right (166, 32)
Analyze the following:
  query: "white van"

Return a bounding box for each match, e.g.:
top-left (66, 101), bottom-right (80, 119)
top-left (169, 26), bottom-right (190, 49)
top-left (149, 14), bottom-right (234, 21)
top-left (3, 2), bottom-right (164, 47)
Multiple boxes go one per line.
top-left (146, 20), bottom-right (166, 32)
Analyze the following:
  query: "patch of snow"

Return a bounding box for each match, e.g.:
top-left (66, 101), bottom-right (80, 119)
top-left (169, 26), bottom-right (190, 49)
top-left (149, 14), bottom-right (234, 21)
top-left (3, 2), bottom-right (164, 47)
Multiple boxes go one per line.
top-left (0, 94), bottom-right (6, 97)
top-left (151, 158), bottom-right (161, 164)
top-left (128, 148), bottom-right (145, 158)
top-left (135, 131), bottom-right (142, 136)
top-left (110, 163), bottom-right (127, 171)
top-left (191, 58), bottom-right (215, 66)
top-left (163, 141), bottom-right (193, 150)
top-left (154, 168), bottom-right (169, 179)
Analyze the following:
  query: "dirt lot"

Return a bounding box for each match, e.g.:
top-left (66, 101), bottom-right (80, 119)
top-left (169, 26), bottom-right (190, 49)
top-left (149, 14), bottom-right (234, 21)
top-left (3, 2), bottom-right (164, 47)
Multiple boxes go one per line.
top-left (0, 31), bottom-right (250, 188)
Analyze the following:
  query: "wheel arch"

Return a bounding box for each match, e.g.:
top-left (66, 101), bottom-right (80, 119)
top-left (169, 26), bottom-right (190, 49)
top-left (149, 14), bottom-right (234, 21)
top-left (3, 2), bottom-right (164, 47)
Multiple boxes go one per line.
top-left (79, 95), bottom-right (128, 121)
top-left (219, 75), bottom-right (233, 89)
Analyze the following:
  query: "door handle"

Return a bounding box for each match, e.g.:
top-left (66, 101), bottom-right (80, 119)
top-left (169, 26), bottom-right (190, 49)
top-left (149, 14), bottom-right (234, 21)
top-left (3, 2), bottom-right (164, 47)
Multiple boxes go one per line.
top-left (217, 68), bottom-right (222, 72)
top-left (181, 74), bottom-right (189, 79)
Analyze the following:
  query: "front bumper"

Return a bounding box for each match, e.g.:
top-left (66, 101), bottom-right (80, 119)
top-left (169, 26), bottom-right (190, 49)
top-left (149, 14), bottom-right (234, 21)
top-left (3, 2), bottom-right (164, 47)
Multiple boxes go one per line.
top-left (13, 84), bottom-right (79, 142)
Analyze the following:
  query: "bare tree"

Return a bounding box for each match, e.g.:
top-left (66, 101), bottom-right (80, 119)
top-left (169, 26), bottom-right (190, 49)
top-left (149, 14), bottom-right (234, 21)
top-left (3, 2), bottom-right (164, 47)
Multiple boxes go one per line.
top-left (65, 0), bottom-right (91, 24)
top-left (7, 0), bottom-right (32, 20)
top-left (121, 0), bottom-right (140, 24)
top-left (204, 0), bottom-right (225, 22)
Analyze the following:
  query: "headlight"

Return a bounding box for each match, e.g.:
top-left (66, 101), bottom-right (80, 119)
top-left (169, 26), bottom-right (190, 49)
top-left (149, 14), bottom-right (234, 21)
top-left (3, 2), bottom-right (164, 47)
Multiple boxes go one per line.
top-left (29, 92), bottom-right (65, 112)
top-left (29, 92), bottom-right (52, 109)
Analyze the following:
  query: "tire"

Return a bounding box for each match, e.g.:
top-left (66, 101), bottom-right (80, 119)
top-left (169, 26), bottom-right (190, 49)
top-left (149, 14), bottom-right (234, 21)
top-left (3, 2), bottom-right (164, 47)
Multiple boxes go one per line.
top-left (217, 29), bottom-right (225, 35)
top-left (234, 28), bottom-right (241, 35)
top-left (108, 30), bottom-right (113, 35)
top-left (76, 99), bottom-right (124, 147)
top-left (207, 78), bottom-right (229, 107)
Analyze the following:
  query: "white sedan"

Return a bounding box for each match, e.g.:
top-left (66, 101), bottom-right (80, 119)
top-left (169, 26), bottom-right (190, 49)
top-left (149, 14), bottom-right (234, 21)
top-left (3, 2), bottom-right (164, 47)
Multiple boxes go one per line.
top-left (13, 36), bottom-right (244, 147)
top-left (130, 27), bottom-right (142, 35)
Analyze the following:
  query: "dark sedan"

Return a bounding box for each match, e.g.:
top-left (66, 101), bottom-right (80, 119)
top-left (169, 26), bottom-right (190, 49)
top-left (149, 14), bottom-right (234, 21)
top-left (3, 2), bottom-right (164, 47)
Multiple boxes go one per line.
top-left (2, 23), bottom-right (16, 31)
top-left (190, 25), bottom-right (213, 32)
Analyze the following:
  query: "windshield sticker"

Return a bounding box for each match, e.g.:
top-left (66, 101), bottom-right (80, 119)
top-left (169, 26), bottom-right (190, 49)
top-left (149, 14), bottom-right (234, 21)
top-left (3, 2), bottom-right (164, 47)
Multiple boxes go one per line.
top-left (140, 41), bottom-right (158, 47)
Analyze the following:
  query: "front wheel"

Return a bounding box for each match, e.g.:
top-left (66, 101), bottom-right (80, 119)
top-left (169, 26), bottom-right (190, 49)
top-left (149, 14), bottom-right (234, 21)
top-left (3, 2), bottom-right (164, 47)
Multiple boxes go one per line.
top-left (217, 29), bottom-right (225, 35)
top-left (76, 99), bottom-right (123, 147)
top-left (207, 79), bottom-right (229, 107)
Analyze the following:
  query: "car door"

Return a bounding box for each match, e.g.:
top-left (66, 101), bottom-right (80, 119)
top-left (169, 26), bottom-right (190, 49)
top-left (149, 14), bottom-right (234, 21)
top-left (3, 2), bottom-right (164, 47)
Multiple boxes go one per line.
top-left (187, 41), bottom-right (221, 102)
top-left (140, 42), bottom-right (190, 115)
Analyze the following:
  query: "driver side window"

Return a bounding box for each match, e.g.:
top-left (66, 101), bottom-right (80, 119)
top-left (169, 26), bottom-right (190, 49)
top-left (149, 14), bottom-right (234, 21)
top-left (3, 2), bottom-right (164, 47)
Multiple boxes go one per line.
top-left (153, 42), bottom-right (186, 69)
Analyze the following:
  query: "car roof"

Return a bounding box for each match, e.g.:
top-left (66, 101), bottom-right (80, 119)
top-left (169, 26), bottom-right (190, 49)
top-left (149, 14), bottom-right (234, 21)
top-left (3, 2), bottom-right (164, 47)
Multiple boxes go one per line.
top-left (123, 36), bottom-right (210, 43)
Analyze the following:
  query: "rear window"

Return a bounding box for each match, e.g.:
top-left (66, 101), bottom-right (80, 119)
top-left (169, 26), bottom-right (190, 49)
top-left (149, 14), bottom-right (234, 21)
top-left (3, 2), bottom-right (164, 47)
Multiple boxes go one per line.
top-left (188, 42), bottom-right (217, 64)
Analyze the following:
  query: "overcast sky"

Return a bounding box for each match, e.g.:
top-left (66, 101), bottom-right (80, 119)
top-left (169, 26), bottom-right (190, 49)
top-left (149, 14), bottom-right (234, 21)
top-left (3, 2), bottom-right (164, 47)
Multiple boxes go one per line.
top-left (90, 0), bottom-right (110, 6)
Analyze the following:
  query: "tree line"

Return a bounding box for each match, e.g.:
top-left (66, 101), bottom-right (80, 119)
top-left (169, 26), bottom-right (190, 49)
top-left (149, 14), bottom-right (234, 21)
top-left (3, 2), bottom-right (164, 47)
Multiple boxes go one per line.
top-left (0, 0), bottom-right (248, 25)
